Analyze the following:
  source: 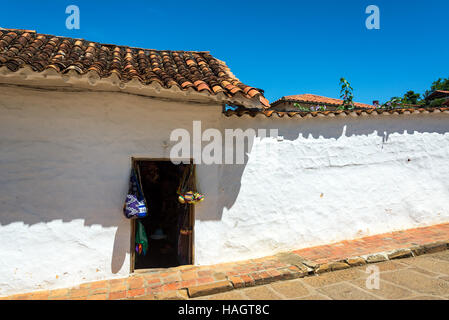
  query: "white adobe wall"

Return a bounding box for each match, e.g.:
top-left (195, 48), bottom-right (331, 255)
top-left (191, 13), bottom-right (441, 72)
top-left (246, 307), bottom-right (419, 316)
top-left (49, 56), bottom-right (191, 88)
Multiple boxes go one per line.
top-left (0, 86), bottom-right (223, 296)
top-left (194, 112), bottom-right (449, 264)
top-left (1, 85), bottom-right (449, 296)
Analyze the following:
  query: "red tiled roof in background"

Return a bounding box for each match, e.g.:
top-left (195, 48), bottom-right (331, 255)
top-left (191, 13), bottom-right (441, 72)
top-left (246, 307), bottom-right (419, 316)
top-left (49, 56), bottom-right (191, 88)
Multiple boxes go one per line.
top-left (271, 94), bottom-right (374, 109)
top-left (426, 90), bottom-right (449, 101)
top-left (0, 28), bottom-right (269, 108)
top-left (225, 106), bottom-right (449, 118)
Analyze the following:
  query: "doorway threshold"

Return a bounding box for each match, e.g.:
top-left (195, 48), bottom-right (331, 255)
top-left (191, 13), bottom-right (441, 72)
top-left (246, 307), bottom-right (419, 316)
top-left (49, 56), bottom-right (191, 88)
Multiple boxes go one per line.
top-left (132, 264), bottom-right (197, 275)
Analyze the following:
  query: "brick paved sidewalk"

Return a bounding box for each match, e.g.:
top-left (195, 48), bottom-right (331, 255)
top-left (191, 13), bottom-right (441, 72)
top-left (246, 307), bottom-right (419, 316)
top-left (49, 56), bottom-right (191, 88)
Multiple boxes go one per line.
top-left (195, 251), bottom-right (449, 300)
top-left (2, 223), bottom-right (449, 300)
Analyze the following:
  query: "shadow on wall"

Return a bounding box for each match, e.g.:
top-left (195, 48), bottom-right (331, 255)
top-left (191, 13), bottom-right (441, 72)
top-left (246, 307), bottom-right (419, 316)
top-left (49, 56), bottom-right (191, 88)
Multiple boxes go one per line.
top-left (273, 113), bottom-right (449, 142)
top-left (1, 112), bottom-right (449, 271)
top-left (194, 163), bottom-right (248, 221)
top-left (2, 113), bottom-right (448, 227)
top-left (0, 155), bottom-right (133, 274)
top-left (111, 218), bottom-right (130, 274)
top-left (196, 112), bottom-right (449, 222)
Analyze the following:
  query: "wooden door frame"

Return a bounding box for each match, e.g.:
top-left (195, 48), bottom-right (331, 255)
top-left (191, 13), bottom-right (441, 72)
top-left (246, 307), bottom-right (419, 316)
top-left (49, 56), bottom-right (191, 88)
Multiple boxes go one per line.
top-left (129, 157), bottom-right (195, 274)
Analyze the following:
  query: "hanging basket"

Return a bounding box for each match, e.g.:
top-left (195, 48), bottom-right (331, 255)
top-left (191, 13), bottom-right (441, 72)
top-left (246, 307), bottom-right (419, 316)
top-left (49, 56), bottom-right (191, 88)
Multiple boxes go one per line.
top-left (177, 165), bottom-right (205, 205)
top-left (180, 228), bottom-right (193, 236)
top-left (178, 191), bottom-right (204, 204)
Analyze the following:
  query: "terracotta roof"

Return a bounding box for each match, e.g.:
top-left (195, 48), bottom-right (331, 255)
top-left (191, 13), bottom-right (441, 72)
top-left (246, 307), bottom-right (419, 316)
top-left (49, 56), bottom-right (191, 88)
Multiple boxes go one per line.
top-left (224, 106), bottom-right (449, 118)
top-left (271, 94), bottom-right (374, 109)
top-left (427, 90), bottom-right (449, 100)
top-left (0, 28), bottom-right (269, 108)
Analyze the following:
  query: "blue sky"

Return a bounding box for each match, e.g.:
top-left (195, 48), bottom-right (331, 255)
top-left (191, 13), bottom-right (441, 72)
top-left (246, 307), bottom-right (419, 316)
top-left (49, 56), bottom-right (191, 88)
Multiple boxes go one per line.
top-left (1, 0), bottom-right (448, 104)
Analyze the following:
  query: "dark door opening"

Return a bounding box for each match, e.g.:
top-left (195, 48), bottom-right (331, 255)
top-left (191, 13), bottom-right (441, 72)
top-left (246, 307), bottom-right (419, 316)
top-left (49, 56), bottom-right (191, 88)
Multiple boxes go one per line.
top-left (131, 159), bottom-right (194, 270)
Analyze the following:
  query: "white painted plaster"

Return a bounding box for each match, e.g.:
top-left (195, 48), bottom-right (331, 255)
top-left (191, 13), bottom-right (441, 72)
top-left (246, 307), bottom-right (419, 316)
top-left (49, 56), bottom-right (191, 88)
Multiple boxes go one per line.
top-left (1, 85), bottom-right (449, 295)
top-left (194, 114), bottom-right (449, 265)
top-left (0, 86), bottom-right (221, 296)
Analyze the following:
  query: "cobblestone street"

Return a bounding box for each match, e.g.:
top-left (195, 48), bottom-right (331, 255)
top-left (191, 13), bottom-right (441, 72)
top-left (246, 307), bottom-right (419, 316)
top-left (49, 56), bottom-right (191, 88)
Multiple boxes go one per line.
top-left (195, 251), bottom-right (449, 300)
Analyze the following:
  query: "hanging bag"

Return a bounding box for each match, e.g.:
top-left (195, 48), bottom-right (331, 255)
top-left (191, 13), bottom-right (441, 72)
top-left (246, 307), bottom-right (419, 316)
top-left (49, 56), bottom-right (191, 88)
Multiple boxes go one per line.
top-left (123, 165), bottom-right (148, 219)
top-left (135, 220), bottom-right (149, 256)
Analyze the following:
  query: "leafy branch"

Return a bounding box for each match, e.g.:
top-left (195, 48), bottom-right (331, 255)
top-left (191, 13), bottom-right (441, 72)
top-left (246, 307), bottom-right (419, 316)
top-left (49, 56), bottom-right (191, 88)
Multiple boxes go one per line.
top-left (339, 78), bottom-right (355, 110)
top-left (293, 104), bottom-right (327, 112)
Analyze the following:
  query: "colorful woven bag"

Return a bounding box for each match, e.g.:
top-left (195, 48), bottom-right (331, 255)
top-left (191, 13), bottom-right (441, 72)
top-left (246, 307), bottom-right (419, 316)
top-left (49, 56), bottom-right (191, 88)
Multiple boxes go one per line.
top-left (135, 220), bottom-right (149, 256)
top-left (123, 167), bottom-right (148, 219)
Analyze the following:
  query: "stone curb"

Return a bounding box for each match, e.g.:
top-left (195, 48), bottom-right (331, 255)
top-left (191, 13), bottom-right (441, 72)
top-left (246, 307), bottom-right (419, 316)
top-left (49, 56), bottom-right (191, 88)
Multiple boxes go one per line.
top-left (312, 240), bottom-right (449, 275)
top-left (187, 280), bottom-right (234, 298)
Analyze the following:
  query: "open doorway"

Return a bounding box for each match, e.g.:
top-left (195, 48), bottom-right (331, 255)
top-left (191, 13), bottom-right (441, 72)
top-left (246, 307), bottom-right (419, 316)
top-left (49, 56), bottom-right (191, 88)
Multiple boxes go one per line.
top-left (131, 159), bottom-right (194, 271)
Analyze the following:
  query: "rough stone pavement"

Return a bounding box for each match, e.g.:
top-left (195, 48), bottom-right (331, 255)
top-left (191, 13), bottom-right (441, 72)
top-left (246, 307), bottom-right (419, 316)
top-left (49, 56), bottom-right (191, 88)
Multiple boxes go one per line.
top-left (194, 250), bottom-right (449, 300)
top-left (2, 223), bottom-right (449, 300)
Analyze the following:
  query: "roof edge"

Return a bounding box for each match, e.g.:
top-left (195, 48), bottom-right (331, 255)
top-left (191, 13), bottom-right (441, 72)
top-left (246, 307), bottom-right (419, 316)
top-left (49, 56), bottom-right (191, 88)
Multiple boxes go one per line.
top-left (270, 94), bottom-right (374, 108)
top-left (0, 65), bottom-right (265, 108)
top-left (224, 106), bottom-right (449, 118)
top-left (0, 28), bottom-right (269, 108)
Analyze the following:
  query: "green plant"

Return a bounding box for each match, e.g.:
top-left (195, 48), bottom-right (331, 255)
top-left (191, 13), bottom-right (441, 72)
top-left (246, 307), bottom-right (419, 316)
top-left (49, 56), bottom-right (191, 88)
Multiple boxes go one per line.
top-left (424, 77), bottom-right (449, 99)
top-left (293, 103), bottom-right (312, 112)
top-left (382, 97), bottom-right (402, 109)
top-left (293, 104), bottom-right (328, 112)
top-left (314, 105), bottom-right (327, 111)
top-left (382, 76), bottom-right (449, 108)
top-left (402, 91), bottom-right (421, 105)
top-left (339, 78), bottom-right (355, 110)
top-left (429, 98), bottom-right (447, 107)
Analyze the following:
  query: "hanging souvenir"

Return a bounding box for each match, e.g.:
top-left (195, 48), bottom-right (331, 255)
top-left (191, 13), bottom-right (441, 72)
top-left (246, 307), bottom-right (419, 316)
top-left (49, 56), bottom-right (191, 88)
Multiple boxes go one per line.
top-left (177, 205), bottom-right (191, 265)
top-left (123, 165), bottom-right (148, 219)
top-left (177, 165), bottom-right (205, 204)
top-left (135, 220), bottom-right (149, 256)
top-left (178, 191), bottom-right (204, 204)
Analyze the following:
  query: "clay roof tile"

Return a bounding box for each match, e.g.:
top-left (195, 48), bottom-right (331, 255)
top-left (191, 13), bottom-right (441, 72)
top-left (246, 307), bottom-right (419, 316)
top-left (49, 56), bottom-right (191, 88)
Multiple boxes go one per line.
top-left (0, 28), bottom-right (268, 107)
